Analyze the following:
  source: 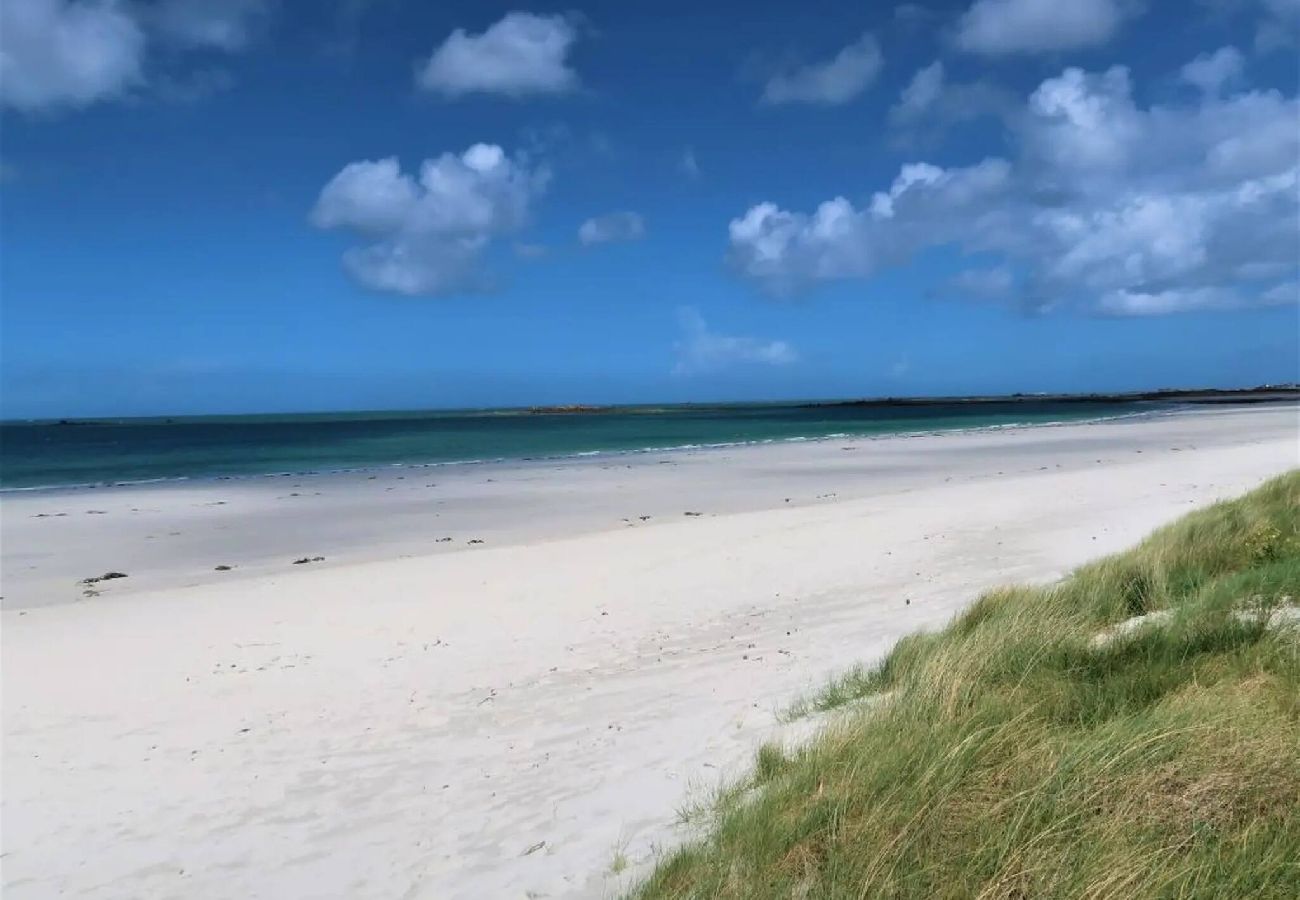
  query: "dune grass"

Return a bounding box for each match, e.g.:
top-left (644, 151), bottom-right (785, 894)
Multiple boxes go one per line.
top-left (633, 471), bottom-right (1300, 899)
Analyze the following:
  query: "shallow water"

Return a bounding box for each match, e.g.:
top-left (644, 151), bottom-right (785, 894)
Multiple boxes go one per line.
top-left (0, 400), bottom-right (1170, 489)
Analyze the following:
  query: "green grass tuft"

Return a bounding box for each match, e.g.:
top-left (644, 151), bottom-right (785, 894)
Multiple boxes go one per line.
top-left (633, 470), bottom-right (1300, 899)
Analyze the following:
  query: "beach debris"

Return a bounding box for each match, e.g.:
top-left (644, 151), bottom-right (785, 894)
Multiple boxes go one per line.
top-left (639, 515), bottom-right (651, 521)
top-left (292, 556), bottom-right (325, 565)
top-left (684, 511), bottom-right (703, 517)
top-left (81, 571), bottom-right (128, 585)
top-left (214, 565), bottom-right (233, 571)
top-left (468, 539), bottom-right (485, 545)
top-left (522, 840), bottom-right (546, 857)
top-left (436, 537), bottom-right (453, 542)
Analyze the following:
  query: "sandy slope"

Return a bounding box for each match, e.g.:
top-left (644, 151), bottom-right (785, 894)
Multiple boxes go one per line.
top-left (2, 406), bottom-right (1296, 898)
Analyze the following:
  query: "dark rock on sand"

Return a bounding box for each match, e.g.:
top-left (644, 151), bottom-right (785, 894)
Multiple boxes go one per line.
top-left (81, 572), bottom-right (128, 585)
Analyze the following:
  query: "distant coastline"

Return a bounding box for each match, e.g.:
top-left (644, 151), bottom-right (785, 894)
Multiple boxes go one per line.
top-left (3, 390), bottom-right (1294, 491)
top-left (800, 385), bottom-right (1300, 410)
top-left (523, 386), bottom-right (1300, 416)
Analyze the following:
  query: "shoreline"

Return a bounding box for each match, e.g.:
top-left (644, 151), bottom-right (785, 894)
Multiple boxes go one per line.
top-left (0, 402), bottom-right (1193, 495)
top-left (0, 404), bottom-right (1233, 610)
top-left (3, 405), bottom-right (1297, 899)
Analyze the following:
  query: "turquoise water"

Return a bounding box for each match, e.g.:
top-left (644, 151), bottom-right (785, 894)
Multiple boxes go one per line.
top-left (0, 401), bottom-right (1170, 490)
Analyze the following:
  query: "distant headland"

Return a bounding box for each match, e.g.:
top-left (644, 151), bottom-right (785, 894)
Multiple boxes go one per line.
top-left (524, 385), bottom-right (1299, 415)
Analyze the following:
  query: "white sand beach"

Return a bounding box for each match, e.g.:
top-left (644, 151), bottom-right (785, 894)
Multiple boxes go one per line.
top-left (2, 406), bottom-right (1297, 899)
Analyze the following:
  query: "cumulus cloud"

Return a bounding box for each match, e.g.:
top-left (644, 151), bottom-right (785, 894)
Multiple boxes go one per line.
top-left (729, 60), bottom-right (1299, 316)
top-left (578, 211), bottom-right (645, 246)
top-left (1, 0), bottom-right (146, 111)
top-left (728, 159), bottom-right (1012, 294)
top-left (416, 12), bottom-right (579, 98)
top-left (954, 0), bottom-right (1130, 54)
top-left (0, 0), bottom-right (271, 112)
top-left (310, 144), bottom-right (548, 296)
top-left (672, 308), bottom-right (797, 375)
top-left (762, 33), bottom-right (882, 106)
top-left (1181, 46), bottom-right (1245, 96)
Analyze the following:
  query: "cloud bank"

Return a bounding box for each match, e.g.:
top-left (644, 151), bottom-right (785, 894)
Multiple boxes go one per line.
top-left (729, 59), bottom-right (1299, 316)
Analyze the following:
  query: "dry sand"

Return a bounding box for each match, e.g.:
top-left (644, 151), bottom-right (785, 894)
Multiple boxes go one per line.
top-left (2, 406), bottom-right (1297, 898)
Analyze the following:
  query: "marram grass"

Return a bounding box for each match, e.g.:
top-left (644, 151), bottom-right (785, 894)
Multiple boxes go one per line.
top-left (633, 471), bottom-right (1300, 899)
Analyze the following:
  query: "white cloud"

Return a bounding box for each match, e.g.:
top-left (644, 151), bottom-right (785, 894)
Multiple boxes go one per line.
top-left (147, 0), bottom-right (271, 51)
top-left (1261, 279), bottom-right (1299, 304)
top-left (0, 0), bottom-right (145, 111)
top-left (1256, 0), bottom-right (1300, 50)
top-left (672, 308), bottom-right (797, 375)
top-left (728, 60), bottom-right (1300, 316)
top-left (728, 159), bottom-right (1012, 294)
top-left (1181, 46), bottom-right (1245, 95)
top-left (578, 211), bottom-right (645, 246)
top-left (762, 33), bottom-right (882, 106)
top-left (894, 61), bottom-right (946, 120)
top-left (894, 4), bottom-right (935, 26)
top-left (0, 0), bottom-right (271, 112)
top-left (1094, 284), bottom-right (1284, 316)
top-left (416, 12), bottom-right (579, 98)
top-left (680, 147), bottom-right (701, 179)
top-left (888, 60), bottom-right (1015, 143)
top-left (948, 266), bottom-right (1016, 299)
top-left (954, 0), bottom-right (1129, 54)
top-left (311, 144), bottom-right (549, 296)
top-left (513, 241), bottom-right (547, 260)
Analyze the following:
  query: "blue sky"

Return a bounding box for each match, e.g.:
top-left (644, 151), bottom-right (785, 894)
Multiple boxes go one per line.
top-left (1, 0), bottom-right (1297, 417)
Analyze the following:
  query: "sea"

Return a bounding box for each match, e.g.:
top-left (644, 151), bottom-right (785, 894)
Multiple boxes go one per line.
top-left (0, 400), bottom-right (1175, 491)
